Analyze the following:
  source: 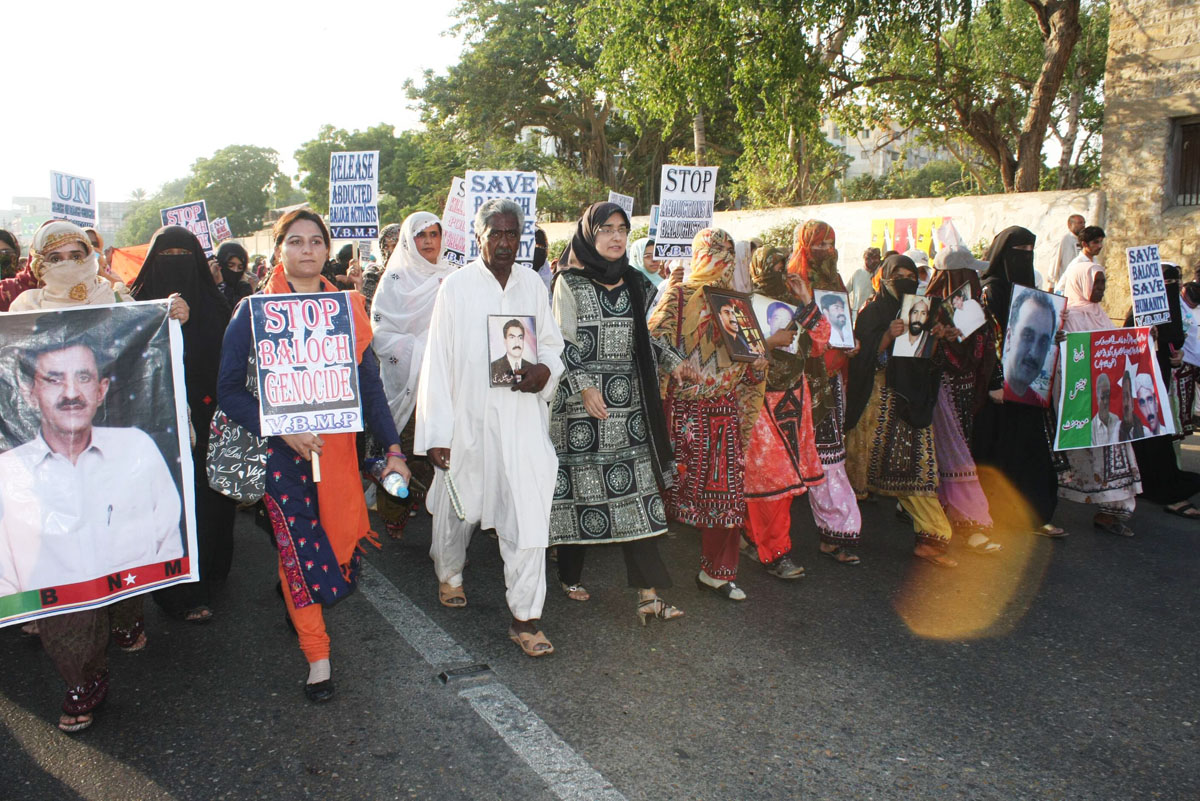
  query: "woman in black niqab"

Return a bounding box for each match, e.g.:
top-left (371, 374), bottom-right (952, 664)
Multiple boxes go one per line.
top-left (131, 225), bottom-right (236, 621)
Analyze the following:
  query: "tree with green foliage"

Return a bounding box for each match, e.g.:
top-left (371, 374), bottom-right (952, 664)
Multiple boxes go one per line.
top-left (187, 145), bottom-right (285, 237)
top-left (113, 177), bottom-right (189, 246)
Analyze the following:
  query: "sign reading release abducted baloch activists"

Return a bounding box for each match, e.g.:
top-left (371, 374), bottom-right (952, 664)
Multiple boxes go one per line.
top-left (1054, 327), bottom-right (1174, 451)
top-left (328, 151), bottom-right (379, 239)
top-left (249, 293), bottom-right (364, 436)
top-left (465, 170), bottom-right (538, 269)
top-left (1127, 244), bottom-right (1171, 327)
top-left (654, 165), bottom-right (717, 260)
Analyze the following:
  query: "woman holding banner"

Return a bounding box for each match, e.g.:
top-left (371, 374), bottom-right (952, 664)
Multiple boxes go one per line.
top-left (218, 209), bottom-right (410, 702)
top-left (370, 211), bottom-right (451, 538)
top-left (971, 226), bottom-right (1066, 538)
top-left (1057, 256), bottom-right (1142, 536)
top-left (648, 228), bottom-right (768, 601)
top-left (132, 226), bottom-right (235, 624)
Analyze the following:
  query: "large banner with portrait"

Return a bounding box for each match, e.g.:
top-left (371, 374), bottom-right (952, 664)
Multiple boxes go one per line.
top-left (1053, 328), bottom-right (1174, 450)
top-left (0, 302), bottom-right (197, 627)
top-left (1001, 285), bottom-right (1067, 407)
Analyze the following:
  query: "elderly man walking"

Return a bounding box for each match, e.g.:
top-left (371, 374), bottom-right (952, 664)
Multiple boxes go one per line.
top-left (416, 198), bottom-right (565, 657)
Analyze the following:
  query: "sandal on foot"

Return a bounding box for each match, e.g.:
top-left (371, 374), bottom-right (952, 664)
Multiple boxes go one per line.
top-left (560, 582), bottom-right (590, 602)
top-left (184, 605), bottom-right (213, 624)
top-left (1094, 516), bottom-right (1135, 537)
top-left (764, 555), bottom-right (806, 579)
top-left (966, 532), bottom-right (1003, 554)
top-left (637, 596), bottom-right (684, 625)
top-left (119, 631), bottom-right (147, 653)
top-left (384, 519), bottom-right (407, 540)
top-left (738, 538), bottom-right (761, 564)
top-left (1165, 501), bottom-right (1200, 520)
top-left (58, 713), bottom-right (93, 733)
top-left (913, 550), bottom-right (958, 568)
top-left (438, 582), bottom-right (467, 608)
top-left (694, 574), bottom-right (747, 601)
top-left (1031, 523), bottom-right (1068, 538)
top-left (508, 626), bottom-right (554, 657)
top-left (820, 546), bottom-right (861, 565)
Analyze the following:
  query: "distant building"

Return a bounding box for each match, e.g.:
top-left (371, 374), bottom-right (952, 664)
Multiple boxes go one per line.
top-left (821, 119), bottom-right (950, 182)
top-left (1, 196), bottom-right (135, 245)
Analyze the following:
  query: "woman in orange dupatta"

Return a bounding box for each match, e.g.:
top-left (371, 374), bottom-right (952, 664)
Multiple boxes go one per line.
top-left (218, 210), bottom-right (409, 702)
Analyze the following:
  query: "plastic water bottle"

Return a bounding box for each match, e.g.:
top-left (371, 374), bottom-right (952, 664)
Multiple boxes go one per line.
top-left (367, 458), bottom-right (409, 498)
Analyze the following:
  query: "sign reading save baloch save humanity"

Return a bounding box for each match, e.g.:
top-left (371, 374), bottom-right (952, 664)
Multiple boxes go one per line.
top-left (328, 151), bottom-right (379, 239)
top-left (654, 165), bottom-right (717, 260)
top-left (465, 170), bottom-right (538, 268)
top-left (249, 293), bottom-right (364, 436)
top-left (1127, 244), bottom-right (1171, 327)
top-left (1054, 327), bottom-right (1173, 450)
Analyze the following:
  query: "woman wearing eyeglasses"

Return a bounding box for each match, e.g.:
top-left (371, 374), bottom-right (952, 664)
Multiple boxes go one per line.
top-left (549, 202), bottom-right (689, 623)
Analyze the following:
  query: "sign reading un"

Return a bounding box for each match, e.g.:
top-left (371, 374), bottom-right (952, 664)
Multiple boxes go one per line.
top-left (49, 171), bottom-right (98, 229)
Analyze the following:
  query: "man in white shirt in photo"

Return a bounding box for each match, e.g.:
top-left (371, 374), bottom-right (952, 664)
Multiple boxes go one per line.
top-left (0, 337), bottom-right (183, 596)
top-left (1046, 214), bottom-right (1085, 292)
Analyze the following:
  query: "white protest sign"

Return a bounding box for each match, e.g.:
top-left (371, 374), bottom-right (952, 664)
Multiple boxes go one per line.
top-left (210, 217), bottom-right (233, 243)
top-left (465, 170), bottom-right (538, 268)
top-left (1128, 244), bottom-right (1170, 327)
top-left (328, 151), bottom-right (379, 239)
top-left (49, 171), bottom-right (98, 229)
top-left (654, 165), bottom-right (718, 260)
top-left (607, 191), bottom-right (634, 218)
top-left (440, 177), bottom-right (469, 267)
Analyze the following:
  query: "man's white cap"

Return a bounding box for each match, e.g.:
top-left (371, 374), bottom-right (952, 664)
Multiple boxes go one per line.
top-left (933, 245), bottom-right (988, 273)
top-left (903, 248), bottom-right (930, 268)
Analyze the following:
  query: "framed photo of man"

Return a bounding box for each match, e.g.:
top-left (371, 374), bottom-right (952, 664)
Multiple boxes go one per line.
top-left (488, 314), bottom-right (539, 387)
top-left (0, 301), bottom-right (197, 627)
top-left (749, 294), bottom-right (798, 354)
top-left (705, 287), bottom-right (767, 362)
top-left (891, 294), bottom-right (939, 359)
top-left (814, 290), bottom-right (855, 349)
top-left (1001, 285), bottom-right (1067, 407)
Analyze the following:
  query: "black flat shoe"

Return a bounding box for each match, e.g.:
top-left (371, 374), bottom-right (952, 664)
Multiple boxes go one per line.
top-left (694, 574), bottom-right (747, 601)
top-left (304, 679), bottom-right (334, 703)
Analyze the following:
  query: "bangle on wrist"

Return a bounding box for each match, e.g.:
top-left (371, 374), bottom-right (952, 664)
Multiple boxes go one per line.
top-left (386, 449), bottom-right (406, 460)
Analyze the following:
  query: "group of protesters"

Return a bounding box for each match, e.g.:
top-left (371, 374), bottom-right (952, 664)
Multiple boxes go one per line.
top-left (2, 197), bottom-right (1197, 734)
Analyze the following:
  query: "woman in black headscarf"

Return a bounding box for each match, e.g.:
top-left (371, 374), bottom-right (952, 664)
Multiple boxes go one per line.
top-left (845, 254), bottom-right (959, 566)
top-left (215, 241), bottom-right (254, 306)
top-left (971, 226), bottom-right (1065, 537)
top-left (548, 201), bottom-right (686, 622)
top-left (1123, 263), bottom-right (1200, 515)
top-left (131, 225), bottom-right (235, 622)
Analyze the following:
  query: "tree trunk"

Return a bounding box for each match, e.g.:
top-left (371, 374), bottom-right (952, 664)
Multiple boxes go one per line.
top-left (1013, 0), bottom-right (1082, 191)
top-left (1055, 88), bottom-right (1083, 188)
top-left (693, 111), bottom-right (707, 166)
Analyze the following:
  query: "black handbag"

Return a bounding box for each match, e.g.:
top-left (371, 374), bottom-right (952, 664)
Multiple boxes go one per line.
top-left (205, 354), bottom-right (268, 502)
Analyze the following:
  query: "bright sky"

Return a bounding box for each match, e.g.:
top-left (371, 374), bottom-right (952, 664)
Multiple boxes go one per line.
top-left (2, 0), bottom-right (463, 207)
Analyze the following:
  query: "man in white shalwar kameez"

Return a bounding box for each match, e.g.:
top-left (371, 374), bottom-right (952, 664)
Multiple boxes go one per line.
top-left (416, 198), bottom-right (564, 657)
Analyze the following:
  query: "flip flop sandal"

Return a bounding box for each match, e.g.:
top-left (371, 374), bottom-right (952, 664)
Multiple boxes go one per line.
top-left (58, 713), bottom-right (93, 733)
top-left (508, 627), bottom-right (554, 657)
top-left (1094, 518), bottom-right (1135, 537)
top-left (184, 605), bottom-right (214, 624)
top-left (1165, 502), bottom-right (1200, 520)
top-left (1031, 524), bottom-right (1069, 538)
top-left (966, 534), bottom-right (1003, 554)
top-left (820, 546), bottom-right (861, 565)
top-left (438, 582), bottom-right (467, 608)
top-left (560, 583), bottom-right (590, 602)
top-left (914, 551), bottom-right (958, 568)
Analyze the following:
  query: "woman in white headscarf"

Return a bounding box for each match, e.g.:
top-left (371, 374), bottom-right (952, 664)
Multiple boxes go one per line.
top-left (10, 220), bottom-right (134, 310)
top-left (370, 211), bottom-right (454, 536)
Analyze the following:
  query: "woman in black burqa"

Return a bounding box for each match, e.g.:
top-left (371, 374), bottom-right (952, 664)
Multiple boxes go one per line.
top-left (131, 225), bottom-right (235, 621)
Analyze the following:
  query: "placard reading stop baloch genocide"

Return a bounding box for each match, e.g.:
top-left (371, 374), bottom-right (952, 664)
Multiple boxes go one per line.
top-left (654, 165), bottom-right (717, 260)
top-left (249, 293), bottom-right (364, 437)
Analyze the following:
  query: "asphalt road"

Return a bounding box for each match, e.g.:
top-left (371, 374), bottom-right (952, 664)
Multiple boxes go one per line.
top-left (2, 446), bottom-right (1198, 801)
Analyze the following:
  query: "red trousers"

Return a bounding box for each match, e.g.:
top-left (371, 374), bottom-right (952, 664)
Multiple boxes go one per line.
top-left (744, 497), bottom-right (792, 563)
top-left (699, 527), bottom-right (741, 581)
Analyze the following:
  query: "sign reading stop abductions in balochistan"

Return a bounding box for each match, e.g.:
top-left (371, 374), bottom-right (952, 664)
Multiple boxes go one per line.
top-left (248, 293), bottom-right (363, 436)
top-left (654, 165), bottom-right (717, 260)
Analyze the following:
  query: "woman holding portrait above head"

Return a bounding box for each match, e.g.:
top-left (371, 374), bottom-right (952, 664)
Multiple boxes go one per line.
top-left (370, 211), bottom-right (452, 538)
top-left (845, 254), bottom-right (961, 567)
top-left (549, 202), bottom-right (687, 623)
top-left (218, 209), bottom-right (410, 702)
top-left (925, 248), bottom-right (1002, 554)
top-left (647, 228), bottom-right (768, 601)
top-left (971, 226), bottom-right (1067, 538)
top-left (1056, 247), bottom-right (1142, 537)
top-left (787, 221), bottom-right (865, 565)
top-left (131, 225), bottom-right (235, 623)
top-left (740, 242), bottom-right (828, 579)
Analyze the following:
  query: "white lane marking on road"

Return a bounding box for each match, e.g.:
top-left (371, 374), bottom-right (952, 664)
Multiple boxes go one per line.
top-left (358, 561), bottom-right (628, 801)
top-left (460, 683), bottom-right (627, 801)
top-left (0, 694), bottom-right (178, 801)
